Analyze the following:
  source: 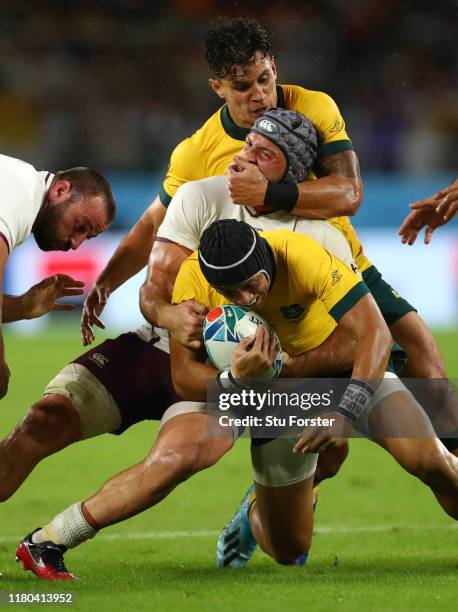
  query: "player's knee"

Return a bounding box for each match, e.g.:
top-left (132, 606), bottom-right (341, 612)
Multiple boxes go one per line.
top-left (147, 442), bottom-right (209, 485)
top-left (22, 397), bottom-right (80, 444)
top-left (149, 429), bottom-right (230, 485)
top-left (270, 539), bottom-right (310, 565)
top-left (316, 442), bottom-right (349, 481)
top-left (266, 528), bottom-right (312, 565)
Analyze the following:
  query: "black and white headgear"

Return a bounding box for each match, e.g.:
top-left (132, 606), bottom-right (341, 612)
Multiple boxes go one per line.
top-left (198, 219), bottom-right (275, 288)
top-left (251, 108), bottom-right (318, 183)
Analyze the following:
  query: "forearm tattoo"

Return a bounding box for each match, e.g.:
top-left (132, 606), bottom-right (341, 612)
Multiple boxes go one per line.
top-left (315, 150), bottom-right (361, 179)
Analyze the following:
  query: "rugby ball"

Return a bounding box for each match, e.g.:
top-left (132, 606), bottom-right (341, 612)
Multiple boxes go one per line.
top-left (203, 304), bottom-right (283, 379)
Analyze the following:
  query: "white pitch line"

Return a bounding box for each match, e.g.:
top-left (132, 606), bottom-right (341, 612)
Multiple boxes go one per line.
top-left (314, 523), bottom-right (457, 534)
top-left (0, 523), bottom-right (456, 544)
top-left (101, 530), bottom-right (219, 540)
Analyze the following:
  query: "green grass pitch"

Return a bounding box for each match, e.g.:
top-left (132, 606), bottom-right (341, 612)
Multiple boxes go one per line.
top-left (0, 326), bottom-right (457, 611)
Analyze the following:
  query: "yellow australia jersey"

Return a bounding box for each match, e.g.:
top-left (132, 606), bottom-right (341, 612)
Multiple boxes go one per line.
top-left (172, 230), bottom-right (369, 356)
top-left (159, 84), bottom-right (371, 273)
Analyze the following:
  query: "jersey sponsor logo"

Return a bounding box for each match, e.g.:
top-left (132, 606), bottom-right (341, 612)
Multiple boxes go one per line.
top-left (331, 270), bottom-right (342, 285)
top-left (89, 353), bottom-right (109, 368)
top-left (280, 303), bottom-right (306, 321)
top-left (329, 117), bottom-right (342, 134)
top-left (351, 263), bottom-right (358, 274)
top-left (257, 119), bottom-right (276, 133)
top-left (391, 288), bottom-right (400, 299)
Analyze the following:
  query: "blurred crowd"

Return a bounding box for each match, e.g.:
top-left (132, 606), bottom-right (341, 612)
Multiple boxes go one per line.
top-left (0, 0), bottom-right (457, 176)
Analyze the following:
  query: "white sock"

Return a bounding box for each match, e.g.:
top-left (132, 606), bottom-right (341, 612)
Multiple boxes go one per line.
top-left (31, 502), bottom-right (98, 549)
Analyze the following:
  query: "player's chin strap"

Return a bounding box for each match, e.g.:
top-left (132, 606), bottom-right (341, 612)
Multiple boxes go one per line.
top-left (336, 379), bottom-right (375, 423)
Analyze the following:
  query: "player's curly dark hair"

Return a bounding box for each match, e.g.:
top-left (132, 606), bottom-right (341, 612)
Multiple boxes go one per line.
top-left (203, 17), bottom-right (272, 79)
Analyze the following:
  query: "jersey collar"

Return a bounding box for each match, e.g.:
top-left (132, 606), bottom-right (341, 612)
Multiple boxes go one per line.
top-left (220, 85), bottom-right (286, 141)
top-left (32, 171), bottom-right (55, 231)
top-left (40, 171), bottom-right (55, 192)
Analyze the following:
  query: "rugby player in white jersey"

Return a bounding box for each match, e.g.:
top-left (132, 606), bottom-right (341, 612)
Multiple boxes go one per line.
top-left (0, 155), bottom-right (115, 398)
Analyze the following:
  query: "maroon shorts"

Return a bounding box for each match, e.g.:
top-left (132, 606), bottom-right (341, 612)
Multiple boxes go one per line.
top-left (73, 332), bottom-right (179, 434)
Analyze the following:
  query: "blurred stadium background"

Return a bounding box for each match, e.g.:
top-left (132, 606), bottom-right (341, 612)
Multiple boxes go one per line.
top-left (1, 0), bottom-right (457, 334)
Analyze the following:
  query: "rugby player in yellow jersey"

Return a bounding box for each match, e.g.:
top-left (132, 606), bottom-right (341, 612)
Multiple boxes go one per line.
top-left (170, 219), bottom-right (458, 567)
top-left (81, 18), bottom-right (451, 453)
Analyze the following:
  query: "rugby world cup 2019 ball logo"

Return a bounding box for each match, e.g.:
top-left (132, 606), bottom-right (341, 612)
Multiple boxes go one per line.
top-left (203, 304), bottom-right (283, 379)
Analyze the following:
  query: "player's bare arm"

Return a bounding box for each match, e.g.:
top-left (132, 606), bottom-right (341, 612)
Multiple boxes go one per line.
top-left (0, 240), bottom-right (10, 398)
top-left (291, 150), bottom-right (363, 219)
top-left (226, 111), bottom-right (362, 219)
top-left (169, 336), bottom-right (217, 400)
top-left (227, 149), bottom-right (362, 219)
top-left (140, 240), bottom-right (207, 349)
top-left (294, 293), bottom-right (392, 454)
top-left (281, 325), bottom-right (357, 377)
top-left (336, 293), bottom-right (392, 383)
top-left (3, 275), bottom-right (84, 323)
top-left (81, 196), bottom-right (166, 345)
top-left (170, 325), bottom-right (277, 400)
top-left (398, 178), bottom-right (458, 245)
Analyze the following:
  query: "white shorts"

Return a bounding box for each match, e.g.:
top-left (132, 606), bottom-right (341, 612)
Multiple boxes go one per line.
top-left (355, 371), bottom-right (409, 436)
top-left (160, 400), bottom-right (239, 442)
top-left (251, 438), bottom-right (318, 487)
top-left (160, 402), bottom-right (317, 487)
top-left (44, 364), bottom-right (122, 439)
top-left (160, 401), bottom-right (208, 427)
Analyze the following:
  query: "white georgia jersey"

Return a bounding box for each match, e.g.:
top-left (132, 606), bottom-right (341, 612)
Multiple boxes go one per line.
top-left (0, 154), bottom-right (54, 253)
top-left (157, 175), bottom-right (357, 270)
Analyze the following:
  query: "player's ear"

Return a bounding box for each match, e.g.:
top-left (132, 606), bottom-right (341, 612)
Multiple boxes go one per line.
top-left (209, 78), bottom-right (225, 100)
top-left (49, 180), bottom-right (71, 203)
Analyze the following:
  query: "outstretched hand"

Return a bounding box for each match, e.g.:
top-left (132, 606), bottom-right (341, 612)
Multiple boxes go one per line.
top-left (22, 274), bottom-right (85, 320)
top-left (81, 284), bottom-right (109, 346)
top-left (398, 179), bottom-right (458, 245)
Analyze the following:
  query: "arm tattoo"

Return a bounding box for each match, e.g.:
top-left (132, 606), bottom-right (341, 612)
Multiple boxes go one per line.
top-left (315, 150), bottom-right (361, 179)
